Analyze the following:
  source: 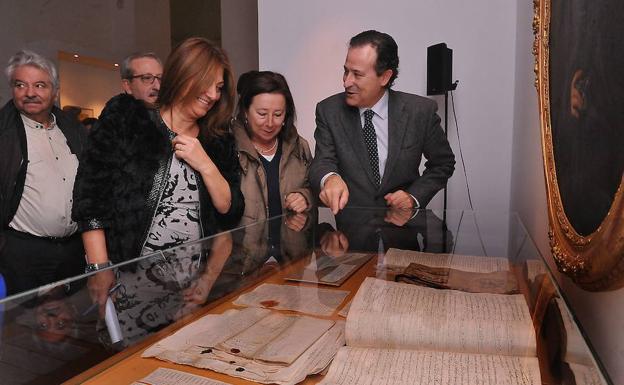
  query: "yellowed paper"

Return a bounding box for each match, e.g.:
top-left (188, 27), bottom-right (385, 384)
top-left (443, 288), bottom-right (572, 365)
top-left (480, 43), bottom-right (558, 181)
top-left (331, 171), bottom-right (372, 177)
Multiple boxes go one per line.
top-left (142, 309), bottom-right (345, 385)
top-left (285, 253), bottom-right (372, 286)
top-left (219, 312), bottom-right (296, 361)
top-left (338, 300), bottom-right (351, 318)
top-left (347, 277), bottom-right (536, 357)
top-left (398, 262), bottom-right (519, 294)
top-left (319, 347), bottom-right (541, 385)
top-left (384, 248), bottom-right (509, 273)
top-left (218, 312), bottom-right (334, 365)
top-left (192, 307), bottom-right (270, 349)
top-left (136, 367), bottom-right (231, 385)
top-left (233, 283), bottom-right (349, 316)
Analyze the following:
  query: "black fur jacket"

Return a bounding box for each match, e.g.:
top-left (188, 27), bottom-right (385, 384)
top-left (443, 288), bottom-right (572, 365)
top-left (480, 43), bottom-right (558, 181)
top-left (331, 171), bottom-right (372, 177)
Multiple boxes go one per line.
top-left (72, 94), bottom-right (244, 263)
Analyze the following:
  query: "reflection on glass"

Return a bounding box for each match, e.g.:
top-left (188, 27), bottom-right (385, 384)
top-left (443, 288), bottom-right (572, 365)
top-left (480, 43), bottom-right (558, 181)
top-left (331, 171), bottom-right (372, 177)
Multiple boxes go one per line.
top-left (0, 209), bottom-right (609, 385)
top-left (88, 232), bottom-right (234, 348)
top-left (323, 208), bottom-right (453, 254)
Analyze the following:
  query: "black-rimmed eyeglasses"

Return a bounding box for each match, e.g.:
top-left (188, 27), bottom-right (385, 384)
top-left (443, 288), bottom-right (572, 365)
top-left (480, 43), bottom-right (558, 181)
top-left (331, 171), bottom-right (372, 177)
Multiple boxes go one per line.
top-left (128, 74), bottom-right (162, 84)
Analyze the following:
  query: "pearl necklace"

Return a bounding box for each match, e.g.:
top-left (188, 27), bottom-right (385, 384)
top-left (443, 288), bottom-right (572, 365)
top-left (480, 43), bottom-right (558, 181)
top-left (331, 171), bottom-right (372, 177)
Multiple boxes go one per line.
top-left (253, 138), bottom-right (278, 154)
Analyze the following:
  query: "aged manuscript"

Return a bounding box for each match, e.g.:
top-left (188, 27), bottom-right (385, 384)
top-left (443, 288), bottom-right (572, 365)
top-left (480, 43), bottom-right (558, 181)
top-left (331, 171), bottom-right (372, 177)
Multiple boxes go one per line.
top-left (383, 248), bottom-right (510, 273)
top-left (319, 277), bottom-right (541, 385)
top-left (143, 308), bottom-right (345, 385)
top-left (284, 253), bottom-right (373, 286)
top-left (320, 347), bottom-right (541, 385)
top-left (396, 262), bottom-right (519, 294)
top-left (232, 283), bottom-right (349, 316)
top-left (132, 367), bottom-right (231, 385)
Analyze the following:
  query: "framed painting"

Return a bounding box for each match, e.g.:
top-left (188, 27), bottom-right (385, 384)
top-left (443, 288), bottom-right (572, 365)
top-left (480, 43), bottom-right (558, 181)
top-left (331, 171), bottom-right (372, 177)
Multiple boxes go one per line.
top-left (534, 0), bottom-right (624, 290)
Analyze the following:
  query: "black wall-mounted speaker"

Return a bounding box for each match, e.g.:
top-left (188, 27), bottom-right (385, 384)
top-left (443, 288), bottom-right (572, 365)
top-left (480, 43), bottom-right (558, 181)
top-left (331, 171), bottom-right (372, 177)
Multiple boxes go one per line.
top-left (427, 43), bottom-right (453, 95)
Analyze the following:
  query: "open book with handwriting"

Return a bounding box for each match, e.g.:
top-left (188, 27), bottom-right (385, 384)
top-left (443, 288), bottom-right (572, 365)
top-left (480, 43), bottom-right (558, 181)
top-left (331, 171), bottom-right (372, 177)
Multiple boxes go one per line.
top-left (319, 277), bottom-right (541, 385)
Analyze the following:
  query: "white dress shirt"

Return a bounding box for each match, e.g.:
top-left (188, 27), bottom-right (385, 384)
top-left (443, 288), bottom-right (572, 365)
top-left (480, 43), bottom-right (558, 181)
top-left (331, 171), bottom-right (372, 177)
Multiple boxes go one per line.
top-left (9, 113), bottom-right (79, 237)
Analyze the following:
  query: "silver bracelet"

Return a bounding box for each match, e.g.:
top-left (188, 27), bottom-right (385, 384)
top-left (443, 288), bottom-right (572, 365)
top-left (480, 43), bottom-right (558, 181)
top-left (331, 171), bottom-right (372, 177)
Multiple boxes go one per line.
top-left (84, 261), bottom-right (114, 273)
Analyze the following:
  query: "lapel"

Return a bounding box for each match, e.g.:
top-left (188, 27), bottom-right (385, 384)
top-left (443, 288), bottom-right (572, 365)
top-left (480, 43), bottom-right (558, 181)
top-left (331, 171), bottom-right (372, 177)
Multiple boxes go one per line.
top-left (339, 104), bottom-right (380, 187)
top-left (381, 90), bottom-right (407, 189)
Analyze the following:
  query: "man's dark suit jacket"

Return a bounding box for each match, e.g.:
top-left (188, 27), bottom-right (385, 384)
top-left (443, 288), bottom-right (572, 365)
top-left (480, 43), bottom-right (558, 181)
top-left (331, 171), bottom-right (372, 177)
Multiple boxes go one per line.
top-left (315, 208), bottom-right (453, 254)
top-left (309, 90), bottom-right (455, 208)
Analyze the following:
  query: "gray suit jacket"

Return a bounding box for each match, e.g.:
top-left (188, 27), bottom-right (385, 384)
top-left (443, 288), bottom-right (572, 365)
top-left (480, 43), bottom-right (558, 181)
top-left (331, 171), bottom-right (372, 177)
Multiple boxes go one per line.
top-left (309, 90), bottom-right (455, 208)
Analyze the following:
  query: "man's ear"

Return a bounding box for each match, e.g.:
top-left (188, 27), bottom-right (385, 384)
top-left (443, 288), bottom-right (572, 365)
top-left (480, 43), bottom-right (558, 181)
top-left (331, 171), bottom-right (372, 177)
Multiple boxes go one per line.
top-left (380, 69), bottom-right (393, 88)
top-left (121, 79), bottom-right (133, 95)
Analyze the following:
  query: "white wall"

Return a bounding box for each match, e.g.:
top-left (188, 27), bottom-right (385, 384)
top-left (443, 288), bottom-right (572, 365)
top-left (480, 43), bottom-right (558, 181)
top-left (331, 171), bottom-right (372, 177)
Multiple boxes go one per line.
top-left (258, 0), bottom-right (518, 213)
top-left (510, 3), bottom-right (549, 256)
top-left (58, 60), bottom-right (121, 117)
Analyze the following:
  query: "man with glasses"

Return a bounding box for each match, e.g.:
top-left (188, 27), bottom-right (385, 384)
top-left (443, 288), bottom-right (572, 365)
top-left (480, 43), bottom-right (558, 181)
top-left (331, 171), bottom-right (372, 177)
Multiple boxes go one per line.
top-left (120, 52), bottom-right (163, 106)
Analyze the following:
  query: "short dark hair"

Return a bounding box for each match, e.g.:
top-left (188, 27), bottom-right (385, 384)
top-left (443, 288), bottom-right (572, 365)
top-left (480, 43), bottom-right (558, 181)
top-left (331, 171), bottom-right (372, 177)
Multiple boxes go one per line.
top-left (235, 71), bottom-right (297, 140)
top-left (349, 30), bottom-right (399, 88)
top-left (236, 70), bottom-right (259, 96)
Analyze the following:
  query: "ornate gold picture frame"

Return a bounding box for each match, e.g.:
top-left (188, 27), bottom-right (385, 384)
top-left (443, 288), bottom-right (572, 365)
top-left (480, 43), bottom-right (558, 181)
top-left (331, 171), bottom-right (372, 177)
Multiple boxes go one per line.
top-left (534, 0), bottom-right (624, 290)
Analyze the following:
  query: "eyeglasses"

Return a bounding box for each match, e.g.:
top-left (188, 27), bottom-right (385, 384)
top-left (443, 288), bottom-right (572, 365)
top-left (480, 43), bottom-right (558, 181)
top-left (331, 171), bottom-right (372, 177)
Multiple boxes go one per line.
top-left (128, 74), bottom-right (162, 85)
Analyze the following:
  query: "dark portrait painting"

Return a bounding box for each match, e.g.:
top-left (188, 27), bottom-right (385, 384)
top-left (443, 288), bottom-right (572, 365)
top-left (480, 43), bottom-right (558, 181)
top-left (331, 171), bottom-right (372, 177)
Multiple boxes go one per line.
top-left (535, 0), bottom-right (624, 290)
top-left (548, 0), bottom-right (624, 236)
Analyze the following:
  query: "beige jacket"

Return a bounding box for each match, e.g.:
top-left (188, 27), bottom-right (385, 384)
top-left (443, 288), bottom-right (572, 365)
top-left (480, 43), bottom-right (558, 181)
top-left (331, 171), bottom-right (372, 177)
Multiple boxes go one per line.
top-left (233, 121), bottom-right (313, 226)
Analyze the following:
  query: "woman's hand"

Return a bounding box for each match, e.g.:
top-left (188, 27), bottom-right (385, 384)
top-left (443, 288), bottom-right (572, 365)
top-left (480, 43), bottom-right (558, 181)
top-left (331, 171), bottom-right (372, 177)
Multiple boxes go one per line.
top-left (185, 232), bottom-right (233, 303)
top-left (87, 269), bottom-right (116, 317)
top-left (284, 192), bottom-right (308, 213)
top-left (285, 212), bottom-right (307, 232)
top-left (82, 230), bottom-right (115, 317)
top-left (172, 134), bottom-right (232, 214)
top-left (172, 134), bottom-right (213, 174)
top-left (182, 274), bottom-right (215, 305)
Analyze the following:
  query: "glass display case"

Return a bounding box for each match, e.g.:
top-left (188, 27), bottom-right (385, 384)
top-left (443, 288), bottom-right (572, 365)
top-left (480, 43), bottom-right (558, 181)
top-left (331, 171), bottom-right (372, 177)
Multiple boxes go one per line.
top-left (0, 208), bottom-right (609, 385)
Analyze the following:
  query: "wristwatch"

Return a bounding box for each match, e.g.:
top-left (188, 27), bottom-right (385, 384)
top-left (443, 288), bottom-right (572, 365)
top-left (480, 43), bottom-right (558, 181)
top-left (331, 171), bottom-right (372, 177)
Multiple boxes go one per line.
top-left (84, 261), bottom-right (114, 273)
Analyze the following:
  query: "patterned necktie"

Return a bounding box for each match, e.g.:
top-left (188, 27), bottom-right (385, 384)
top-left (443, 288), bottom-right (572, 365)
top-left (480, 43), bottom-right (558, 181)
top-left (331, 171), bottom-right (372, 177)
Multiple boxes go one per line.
top-left (362, 109), bottom-right (381, 185)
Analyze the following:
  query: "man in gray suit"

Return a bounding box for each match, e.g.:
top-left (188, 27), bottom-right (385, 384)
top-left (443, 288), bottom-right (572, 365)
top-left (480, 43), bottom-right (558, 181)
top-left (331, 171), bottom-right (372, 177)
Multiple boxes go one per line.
top-left (310, 30), bottom-right (455, 214)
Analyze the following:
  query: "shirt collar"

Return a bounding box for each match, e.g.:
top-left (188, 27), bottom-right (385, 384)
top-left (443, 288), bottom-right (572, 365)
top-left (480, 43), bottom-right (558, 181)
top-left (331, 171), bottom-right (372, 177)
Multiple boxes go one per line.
top-left (21, 112), bottom-right (57, 130)
top-left (359, 90), bottom-right (389, 120)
